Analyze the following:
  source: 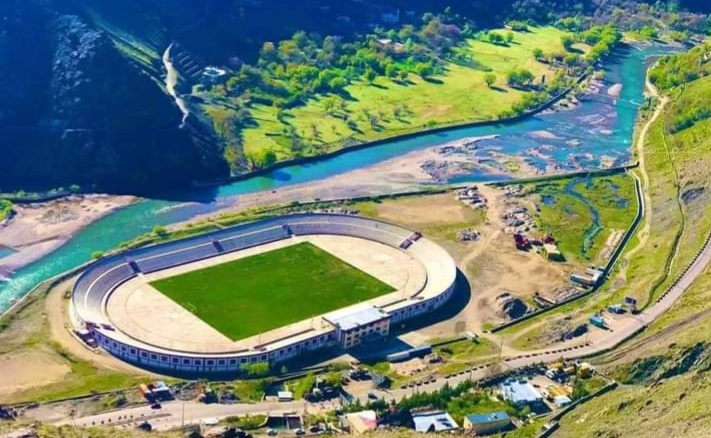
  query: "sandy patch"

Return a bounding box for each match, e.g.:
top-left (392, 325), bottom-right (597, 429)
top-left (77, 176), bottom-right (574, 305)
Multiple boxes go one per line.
top-left (0, 195), bottom-right (136, 274)
top-left (607, 83), bottom-right (623, 97)
top-left (371, 193), bottom-right (476, 226)
top-left (0, 350), bottom-right (70, 396)
top-left (530, 130), bottom-right (561, 140)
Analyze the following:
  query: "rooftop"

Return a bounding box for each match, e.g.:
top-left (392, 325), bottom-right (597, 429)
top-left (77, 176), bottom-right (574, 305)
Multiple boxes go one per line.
top-left (412, 410), bottom-right (459, 433)
top-left (345, 410), bottom-right (378, 434)
top-left (500, 380), bottom-right (543, 403)
top-left (324, 305), bottom-right (389, 331)
top-left (466, 411), bottom-right (510, 425)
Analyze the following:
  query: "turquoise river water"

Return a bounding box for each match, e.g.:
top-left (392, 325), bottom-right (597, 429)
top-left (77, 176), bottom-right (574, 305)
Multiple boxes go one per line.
top-left (0, 45), bottom-right (676, 312)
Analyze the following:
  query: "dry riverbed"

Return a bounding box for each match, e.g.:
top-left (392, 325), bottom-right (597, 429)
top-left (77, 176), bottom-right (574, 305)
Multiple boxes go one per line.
top-left (0, 195), bottom-right (136, 277)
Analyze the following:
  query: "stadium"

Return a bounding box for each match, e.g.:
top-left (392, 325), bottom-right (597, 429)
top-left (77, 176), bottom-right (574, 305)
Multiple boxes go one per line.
top-left (70, 213), bottom-right (458, 376)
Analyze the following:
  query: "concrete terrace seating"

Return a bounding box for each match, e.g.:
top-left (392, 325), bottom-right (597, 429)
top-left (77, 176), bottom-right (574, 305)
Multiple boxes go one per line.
top-left (135, 243), bottom-right (218, 273)
top-left (74, 261), bottom-right (135, 323)
top-left (219, 225), bottom-right (290, 252)
top-left (287, 216), bottom-right (409, 247)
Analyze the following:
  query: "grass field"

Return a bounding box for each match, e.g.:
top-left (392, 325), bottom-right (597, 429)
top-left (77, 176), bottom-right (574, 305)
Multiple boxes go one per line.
top-left (526, 173), bottom-right (638, 263)
top-left (150, 242), bottom-right (395, 341)
top-left (239, 26), bottom-right (586, 164)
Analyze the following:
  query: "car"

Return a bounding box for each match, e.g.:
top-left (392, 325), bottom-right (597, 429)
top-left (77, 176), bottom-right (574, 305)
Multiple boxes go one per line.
top-left (150, 402), bottom-right (161, 410)
top-left (136, 421), bottom-right (152, 432)
top-left (367, 392), bottom-right (377, 400)
top-left (294, 428), bottom-right (305, 436)
top-left (267, 429), bottom-right (278, 436)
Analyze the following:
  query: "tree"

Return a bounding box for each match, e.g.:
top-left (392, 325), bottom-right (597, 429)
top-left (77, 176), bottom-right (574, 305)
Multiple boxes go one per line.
top-left (507, 20), bottom-right (528, 32)
top-left (415, 62), bottom-right (433, 79)
top-left (368, 114), bottom-right (380, 129)
top-left (488, 32), bottom-right (505, 45)
top-left (571, 379), bottom-right (590, 400)
top-left (328, 76), bottom-right (347, 92)
top-left (398, 70), bottom-right (409, 82)
top-left (506, 68), bottom-right (534, 88)
top-left (561, 35), bottom-right (575, 51)
top-left (392, 105), bottom-right (403, 120)
top-left (638, 25), bottom-right (659, 40)
top-left (256, 150), bottom-right (277, 168)
top-left (242, 362), bottom-right (270, 378)
top-left (484, 73), bottom-right (497, 88)
top-left (322, 96), bottom-right (339, 115)
top-left (385, 63), bottom-right (398, 79)
top-left (310, 123), bottom-right (320, 140)
top-left (152, 225), bottom-right (168, 237)
top-left (564, 54), bottom-right (580, 67)
top-left (505, 32), bottom-right (515, 44)
top-left (532, 47), bottom-right (544, 60)
top-left (363, 68), bottom-right (377, 84)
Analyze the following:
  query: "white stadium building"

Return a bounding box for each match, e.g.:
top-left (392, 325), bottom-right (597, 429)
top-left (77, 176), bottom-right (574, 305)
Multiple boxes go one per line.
top-left (70, 213), bottom-right (458, 376)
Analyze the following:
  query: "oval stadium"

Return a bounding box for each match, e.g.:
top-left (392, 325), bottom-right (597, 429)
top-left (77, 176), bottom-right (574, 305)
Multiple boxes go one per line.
top-left (70, 213), bottom-right (457, 376)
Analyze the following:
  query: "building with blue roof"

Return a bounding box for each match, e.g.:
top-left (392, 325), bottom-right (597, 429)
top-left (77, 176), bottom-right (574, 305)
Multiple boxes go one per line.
top-left (463, 411), bottom-right (512, 435)
top-left (500, 379), bottom-right (543, 408)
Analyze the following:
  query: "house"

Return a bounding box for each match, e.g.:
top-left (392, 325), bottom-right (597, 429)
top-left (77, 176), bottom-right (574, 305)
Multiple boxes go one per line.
top-left (345, 410), bottom-right (378, 435)
top-left (553, 395), bottom-right (573, 408)
top-left (571, 268), bottom-right (604, 287)
top-left (277, 391), bottom-right (294, 402)
top-left (500, 380), bottom-right (544, 408)
top-left (542, 243), bottom-right (563, 261)
top-left (463, 411), bottom-right (512, 435)
top-left (323, 305), bottom-right (390, 348)
top-left (411, 410), bottom-right (459, 433)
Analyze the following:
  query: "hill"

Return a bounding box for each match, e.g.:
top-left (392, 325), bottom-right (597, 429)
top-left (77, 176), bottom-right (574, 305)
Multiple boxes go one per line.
top-left (1, 0), bottom-right (709, 195)
top-left (547, 49), bottom-right (711, 438)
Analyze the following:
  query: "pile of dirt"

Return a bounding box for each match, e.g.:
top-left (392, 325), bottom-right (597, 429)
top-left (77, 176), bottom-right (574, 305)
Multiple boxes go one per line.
top-left (495, 292), bottom-right (528, 320)
top-left (538, 317), bottom-right (588, 344)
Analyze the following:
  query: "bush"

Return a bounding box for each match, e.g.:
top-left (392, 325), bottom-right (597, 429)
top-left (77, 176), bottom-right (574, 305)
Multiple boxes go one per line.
top-left (224, 414), bottom-right (267, 430)
top-left (242, 362), bottom-right (271, 377)
top-left (507, 20), bottom-right (529, 32)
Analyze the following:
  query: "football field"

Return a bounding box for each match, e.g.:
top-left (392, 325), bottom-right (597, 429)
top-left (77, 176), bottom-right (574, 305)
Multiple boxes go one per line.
top-left (149, 242), bottom-right (395, 341)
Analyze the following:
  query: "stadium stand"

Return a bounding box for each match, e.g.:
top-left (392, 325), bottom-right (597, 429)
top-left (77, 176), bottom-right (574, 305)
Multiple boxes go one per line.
top-left (71, 213), bottom-right (457, 377)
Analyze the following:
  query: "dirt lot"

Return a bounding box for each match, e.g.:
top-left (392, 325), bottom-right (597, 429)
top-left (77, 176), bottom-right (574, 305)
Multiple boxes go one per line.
top-left (356, 186), bottom-right (572, 337)
top-left (0, 350), bottom-right (70, 395)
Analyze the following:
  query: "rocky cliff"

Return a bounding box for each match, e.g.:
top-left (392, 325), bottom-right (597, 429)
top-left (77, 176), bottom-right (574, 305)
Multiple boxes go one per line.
top-left (0, 0), bottom-right (226, 195)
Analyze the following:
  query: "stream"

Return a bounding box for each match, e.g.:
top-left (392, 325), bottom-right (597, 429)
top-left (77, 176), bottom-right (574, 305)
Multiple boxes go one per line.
top-left (162, 43), bottom-right (190, 128)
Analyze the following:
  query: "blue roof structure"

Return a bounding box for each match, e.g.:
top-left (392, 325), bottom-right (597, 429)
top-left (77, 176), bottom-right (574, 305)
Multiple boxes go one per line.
top-left (467, 411), bottom-right (511, 424)
top-left (466, 411), bottom-right (510, 425)
top-left (500, 380), bottom-right (543, 404)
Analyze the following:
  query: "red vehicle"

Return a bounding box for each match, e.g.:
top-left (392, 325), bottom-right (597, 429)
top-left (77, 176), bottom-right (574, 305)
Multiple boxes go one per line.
top-left (514, 233), bottom-right (530, 250)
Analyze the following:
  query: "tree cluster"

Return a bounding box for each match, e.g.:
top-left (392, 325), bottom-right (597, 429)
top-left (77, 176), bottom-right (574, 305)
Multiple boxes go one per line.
top-left (221, 12), bottom-right (471, 111)
top-left (649, 44), bottom-right (711, 91)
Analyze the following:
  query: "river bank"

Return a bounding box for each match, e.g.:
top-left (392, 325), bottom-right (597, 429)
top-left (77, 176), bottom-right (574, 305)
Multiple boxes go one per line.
top-left (0, 44), bottom-right (675, 313)
top-left (0, 195), bottom-right (136, 279)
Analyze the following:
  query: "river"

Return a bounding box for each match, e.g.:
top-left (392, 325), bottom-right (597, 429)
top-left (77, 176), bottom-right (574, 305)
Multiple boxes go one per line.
top-left (0, 45), bottom-right (676, 312)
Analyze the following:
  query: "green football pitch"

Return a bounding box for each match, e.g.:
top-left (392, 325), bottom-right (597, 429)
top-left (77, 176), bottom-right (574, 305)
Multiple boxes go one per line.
top-left (149, 242), bottom-right (395, 341)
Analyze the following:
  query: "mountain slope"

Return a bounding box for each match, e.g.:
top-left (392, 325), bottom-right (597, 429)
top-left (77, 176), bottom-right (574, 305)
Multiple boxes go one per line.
top-left (0, 0), bottom-right (227, 195)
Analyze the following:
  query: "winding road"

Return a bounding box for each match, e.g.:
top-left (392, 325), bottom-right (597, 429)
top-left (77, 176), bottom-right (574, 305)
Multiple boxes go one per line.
top-left (48, 73), bottom-right (711, 433)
